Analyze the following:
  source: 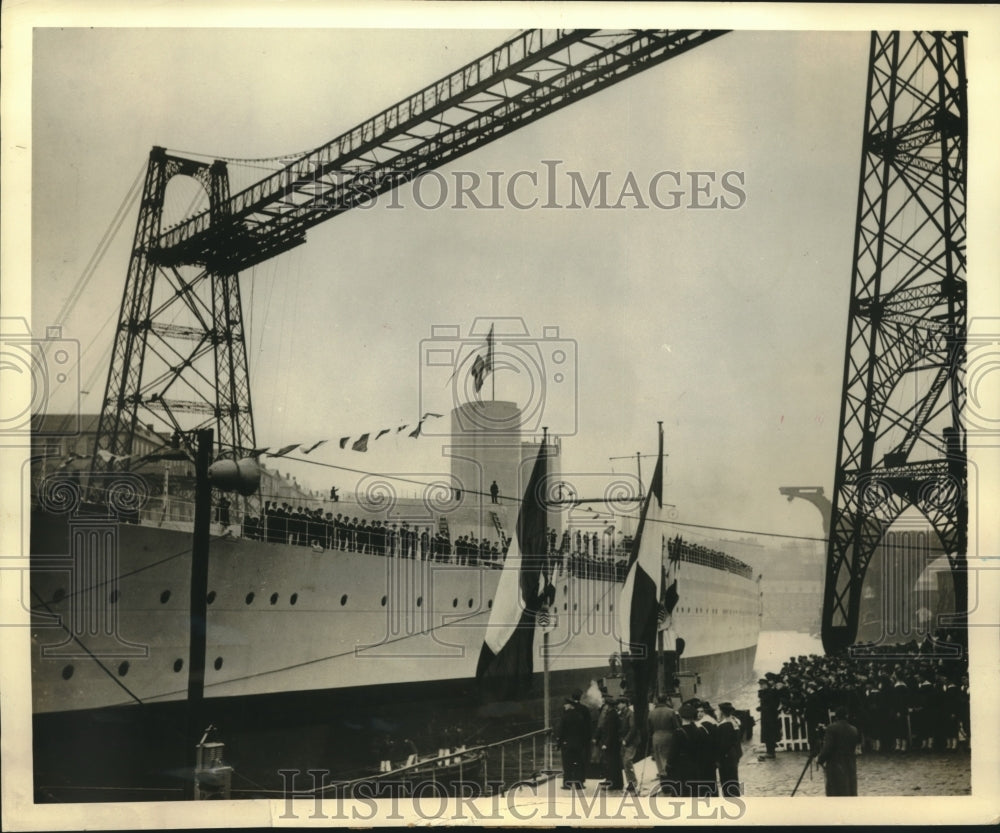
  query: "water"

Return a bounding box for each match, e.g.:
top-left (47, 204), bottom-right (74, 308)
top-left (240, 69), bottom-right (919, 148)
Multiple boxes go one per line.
top-left (711, 630), bottom-right (824, 715)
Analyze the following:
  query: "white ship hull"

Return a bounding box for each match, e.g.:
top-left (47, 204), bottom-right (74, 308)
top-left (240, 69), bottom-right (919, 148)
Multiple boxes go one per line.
top-left (30, 511), bottom-right (760, 798)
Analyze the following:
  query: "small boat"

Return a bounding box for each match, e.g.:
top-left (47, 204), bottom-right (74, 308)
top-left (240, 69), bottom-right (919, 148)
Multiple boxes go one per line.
top-left (394, 749), bottom-right (486, 788)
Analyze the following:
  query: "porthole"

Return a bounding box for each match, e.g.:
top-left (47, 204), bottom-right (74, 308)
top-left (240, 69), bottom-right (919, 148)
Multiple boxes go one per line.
top-left (61, 665), bottom-right (74, 680)
top-left (207, 591), bottom-right (217, 604)
top-left (109, 589), bottom-right (121, 604)
top-left (573, 603), bottom-right (578, 611)
top-left (173, 658), bottom-right (183, 673)
top-left (488, 599), bottom-right (493, 609)
top-left (563, 603), bottom-right (567, 611)
top-left (416, 596), bottom-right (423, 607)
top-left (290, 593), bottom-right (299, 605)
top-left (452, 598), bottom-right (458, 608)
top-left (468, 599), bottom-right (473, 608)
top-left (596, 604), bottom-right (600, 611)
top-left (563, 585), bottom-right (568, 595)
top-left (118, 661), bottom-right (130, 677)
top-left (53, 588), bottom-right (66, 603)
top-left (245, 592), bottom-right (255, 605)
top-left (340, 594), bottom-right (348, 606)
top-left (214, 657), bottom-right (223, 670)
top-left (380, 595), bottom-right (387, 607)
top-left (610, 603), bottom-right (614, 611)
top-left (270, 593), bottom-right (279, 605)
top-left (160, 590), bottom-right (171, 604)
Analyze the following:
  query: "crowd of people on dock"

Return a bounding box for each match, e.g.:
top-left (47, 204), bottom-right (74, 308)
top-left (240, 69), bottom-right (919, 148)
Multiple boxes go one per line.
top-left (556, 690), bottom-right (747, 797)
top-left (757, 634), bottom-right (970, 756)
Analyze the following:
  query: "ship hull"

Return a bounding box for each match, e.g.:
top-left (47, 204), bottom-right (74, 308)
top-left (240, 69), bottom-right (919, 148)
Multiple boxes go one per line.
top-left (30, 510), bottom-right (760, 800)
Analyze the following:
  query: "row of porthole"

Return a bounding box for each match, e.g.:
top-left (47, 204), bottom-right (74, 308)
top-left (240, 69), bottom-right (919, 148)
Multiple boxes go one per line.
top-left (54, 587), bottom-right (549, 611)
top-left (50, 587), bottom-right (746, 617)
top-left (60, 655), bottom-right (225, 681)
top-left (49, 588), bottom-right (303, 607)
top-left (377, 596), bottom-right (495, 609)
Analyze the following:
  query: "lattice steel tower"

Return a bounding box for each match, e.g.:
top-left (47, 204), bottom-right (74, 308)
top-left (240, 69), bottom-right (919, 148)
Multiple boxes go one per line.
top-left (823, 32), bottom-right (967, 654)
top-left (92, 149), bottom-right (256, 472)
top-left (90, 30), bottom-right (729, 473)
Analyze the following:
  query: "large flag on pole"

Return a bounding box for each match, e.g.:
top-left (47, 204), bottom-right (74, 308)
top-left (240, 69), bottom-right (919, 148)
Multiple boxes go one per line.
top-left (618, 425), bottom-right (664, 718)
top-left (471, 324), bottom-right (494, 393)
top-left (476, 436), bottom-right (552, 700)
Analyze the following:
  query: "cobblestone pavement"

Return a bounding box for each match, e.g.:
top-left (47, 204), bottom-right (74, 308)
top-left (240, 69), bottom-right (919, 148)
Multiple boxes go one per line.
top-left (736, 746), bottom-right (971, 797)
top-left (583, 746), bottom-right (971, 798)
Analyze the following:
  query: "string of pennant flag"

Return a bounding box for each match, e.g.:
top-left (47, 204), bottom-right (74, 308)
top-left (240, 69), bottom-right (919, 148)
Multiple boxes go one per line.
top-left (53, 413), bottom-right (446, 470)
top-left (250, 412), bottom-right (445, 458)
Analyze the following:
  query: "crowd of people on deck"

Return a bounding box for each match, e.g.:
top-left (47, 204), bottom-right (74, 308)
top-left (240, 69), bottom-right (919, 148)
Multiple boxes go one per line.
top-left (237, 501), bottom-right (637, 580)
top-left (756, 633), bottom-right (970, 756)
top-left (242, 502), bottom-right (501, 563)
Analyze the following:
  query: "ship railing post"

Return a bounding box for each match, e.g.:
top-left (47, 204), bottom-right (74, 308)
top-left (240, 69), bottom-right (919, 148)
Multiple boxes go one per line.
top-left (518, 740), bottom-right (522, 783)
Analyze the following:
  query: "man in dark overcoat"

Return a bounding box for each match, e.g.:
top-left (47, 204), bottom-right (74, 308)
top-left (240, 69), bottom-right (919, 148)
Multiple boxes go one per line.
top-left (596, 694), bottom-right (623, 789)
top-left (556, 692), bottom-right (590, 789)
top-left (664, 702), bottom-right (702, 796)
top-left (816, 706), bottom-right (859, 796)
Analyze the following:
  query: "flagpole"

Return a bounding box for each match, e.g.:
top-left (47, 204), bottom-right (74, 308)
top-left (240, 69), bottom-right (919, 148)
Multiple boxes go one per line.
top-left (541, 426), bottom-right (551, 771)
top-left (656, 421), bottom-right (665, 699)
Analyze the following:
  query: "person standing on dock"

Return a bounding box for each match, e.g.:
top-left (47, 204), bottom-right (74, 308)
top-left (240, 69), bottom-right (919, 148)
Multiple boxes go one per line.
top-left (490, 480), bottom-right (500, 504)
top-left (596, 694), bottom-right (623, 790)
top-left (693, 700), bottom-right (719, 796)
top-left (816, 706), bottom-right (859, 796)
top-left (618, 697), bottom-right (639, 792)
top-left (716, 702), bottom-right (743, 797)
top-left (665, 702), bottom-right (701, 796)
top-left (756, 678), bottom-right (781, 759)
top-left (557, 692), bottom-right (590, 790)
top-left (647, 694), bottom-right (676, 785)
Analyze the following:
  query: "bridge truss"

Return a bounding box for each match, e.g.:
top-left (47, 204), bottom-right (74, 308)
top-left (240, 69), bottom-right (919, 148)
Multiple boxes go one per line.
top-left (90, 29), bottom-right (728, 472)
top-left (822, 31), bottom-right (967, 653)
top-left (88, 28), bottom-right (970, 653)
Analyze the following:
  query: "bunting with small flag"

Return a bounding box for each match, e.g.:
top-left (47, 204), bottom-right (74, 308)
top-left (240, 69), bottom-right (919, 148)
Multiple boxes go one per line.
top-left (618, 424), bottom-right (664, 727)
top-left (475, 436), bottom-right (552, 701)
top-left (257, 415), bottom-right (447, 457)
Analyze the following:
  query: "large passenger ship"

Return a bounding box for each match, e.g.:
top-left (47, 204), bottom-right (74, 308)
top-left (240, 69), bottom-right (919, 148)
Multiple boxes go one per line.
top-left (29, 409), bottom-right (760, 800)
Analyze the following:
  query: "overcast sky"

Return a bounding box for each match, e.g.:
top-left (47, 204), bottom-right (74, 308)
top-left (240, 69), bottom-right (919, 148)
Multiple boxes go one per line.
top-left (22, 16), bottom-right (997, 545)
